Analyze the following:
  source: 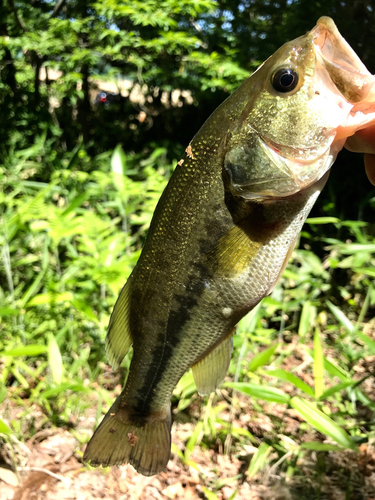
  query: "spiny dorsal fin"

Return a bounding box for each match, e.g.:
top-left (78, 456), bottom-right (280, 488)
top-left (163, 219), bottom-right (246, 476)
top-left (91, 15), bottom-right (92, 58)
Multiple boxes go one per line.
top-left (192, 333), bottom-right (233, 396)
top-left (105, 280), bottom-right (133, 369)
top-left (84, 397), bottom-right (171, 476)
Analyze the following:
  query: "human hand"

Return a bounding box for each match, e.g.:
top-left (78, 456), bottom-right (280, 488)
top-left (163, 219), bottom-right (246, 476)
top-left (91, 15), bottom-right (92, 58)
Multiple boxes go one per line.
top-left (345, 125), bottom-right (375, 186)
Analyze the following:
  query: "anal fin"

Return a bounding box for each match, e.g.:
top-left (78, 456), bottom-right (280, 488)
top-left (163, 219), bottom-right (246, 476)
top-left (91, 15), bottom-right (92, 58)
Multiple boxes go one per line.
top-left (105, 279), bottom-right (133, 369)
top-left (192, 333), bottom-right (233, 396)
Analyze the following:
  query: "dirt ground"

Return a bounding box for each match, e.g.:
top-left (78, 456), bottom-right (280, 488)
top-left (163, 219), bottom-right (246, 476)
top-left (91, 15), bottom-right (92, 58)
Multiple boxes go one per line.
top-left (1, 414), bottom-right (375, 500)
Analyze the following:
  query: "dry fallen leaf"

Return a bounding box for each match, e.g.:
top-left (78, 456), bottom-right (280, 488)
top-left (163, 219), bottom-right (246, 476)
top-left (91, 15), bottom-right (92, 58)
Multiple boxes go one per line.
top-left (0, 466), bottom-right (18, 486)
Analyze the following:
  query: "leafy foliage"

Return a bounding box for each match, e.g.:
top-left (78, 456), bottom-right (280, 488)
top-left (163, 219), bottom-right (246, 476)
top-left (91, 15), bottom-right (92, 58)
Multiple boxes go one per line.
top-left (1, 143), bottom-right (375, 489)
top-left (1, 1), bottom-right (375, 495)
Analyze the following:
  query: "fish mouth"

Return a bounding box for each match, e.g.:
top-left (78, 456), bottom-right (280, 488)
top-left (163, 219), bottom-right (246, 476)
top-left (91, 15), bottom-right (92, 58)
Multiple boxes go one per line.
top-left (312, 16), bottom-right (374, 104)
top-left (225, 135), bottom-right (333, 200)
top-left (312, 16), bottom-right (375, 139)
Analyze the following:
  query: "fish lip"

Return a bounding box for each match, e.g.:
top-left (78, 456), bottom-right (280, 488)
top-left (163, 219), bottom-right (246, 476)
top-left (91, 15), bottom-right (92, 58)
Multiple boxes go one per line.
top-left (312, 16), bottom-right (374, 103)
top-left (261, 135), bottom-right (332, 164)
top-left (312, 17), bottom-right (368, 75)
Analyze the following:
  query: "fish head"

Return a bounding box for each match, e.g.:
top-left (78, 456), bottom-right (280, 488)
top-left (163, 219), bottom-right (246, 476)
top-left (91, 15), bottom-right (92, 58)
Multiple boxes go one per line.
top-left (224, 16), bottom-right (375, 199)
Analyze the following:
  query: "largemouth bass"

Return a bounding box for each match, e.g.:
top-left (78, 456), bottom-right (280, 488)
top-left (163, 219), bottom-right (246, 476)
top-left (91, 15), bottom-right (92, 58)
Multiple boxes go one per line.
top-left (84, 17), bottom-right (375, 475)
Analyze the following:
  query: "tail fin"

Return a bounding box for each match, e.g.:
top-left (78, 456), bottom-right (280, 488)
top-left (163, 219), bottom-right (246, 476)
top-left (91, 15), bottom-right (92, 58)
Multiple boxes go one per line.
top-left (84, 397), bottom-right (171, 476)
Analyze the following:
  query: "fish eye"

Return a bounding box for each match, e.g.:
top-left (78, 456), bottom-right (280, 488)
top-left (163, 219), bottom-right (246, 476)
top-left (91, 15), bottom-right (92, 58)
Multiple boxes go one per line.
top-left (271, 68), bottom-right (299, 93)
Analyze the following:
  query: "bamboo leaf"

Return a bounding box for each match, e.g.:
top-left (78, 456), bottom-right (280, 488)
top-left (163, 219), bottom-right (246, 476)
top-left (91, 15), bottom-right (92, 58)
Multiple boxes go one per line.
top-left (201, 487), bottom-right (219, 500)
top-left (290, 397), bottom-right (356, 450)
top-left (314, 330), bottom-right (324, 399)
top-left (225, 382), bottom-right (290, 404)
top-left (326, 301), bottom-right (354, 333)
top-left (267, 369), bottom-right (314, 396)
top-left (306, 217), bottom-right (340, 224)
top-left (322, 357), bottom-right (350, 381)
top-left (0, 419), bottom-right (12, 436)
top-left (2, 345), bottom-right (48, 357)
top-left (248, 442), bottom-right (272, 478)
top-left (248, 344), bottom-right (279, 372)
top-left (298, 301), bottom-right (315, 339)
top-left (48, 335), bottom-right (64, 385)
top-left (319, 381), bottom-right (356, 401)
top-left (300, 442), bottom-right (343, 451)
top-left (186, 421), bottom-right (203, 453)
top-left (356, 330), bottom-right (375, 353)
top-left (354, 268), bottom-right (375, 278)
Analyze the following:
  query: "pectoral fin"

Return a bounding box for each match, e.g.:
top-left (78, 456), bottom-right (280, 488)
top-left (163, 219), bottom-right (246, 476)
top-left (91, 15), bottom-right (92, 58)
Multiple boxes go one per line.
top-left (192, 333), bottom-right (233, 396)
top-left (207, 225), bottom-right (261, 277)
top-left (105, 280), bottom-right (133, 369)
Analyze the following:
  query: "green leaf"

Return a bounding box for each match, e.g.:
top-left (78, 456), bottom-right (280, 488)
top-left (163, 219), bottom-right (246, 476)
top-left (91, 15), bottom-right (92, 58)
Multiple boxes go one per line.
top-left (354, 268), bottom-right (375, 278)
top-left (338, 244), bottom-right (375, 254)
top-left (300, 442), bottom-right (343, 451)
top-left (2, 345), bottom-right (48, 357)
top-left (314, 330), bottom-right (324, 399)
top-left (298, 301), bottom-right (315, 339)
top-left (290, 397), bottom-right (356, 450)
top-left (61, 192), bottom-right (88, 217)
top-left (0, 419), bottom-right (12, 436)
top-left (248, 442), bottom-right (272, 478)
top-left (201, 487), bottom-right (219, 500)
top-left (326, 301), bottom-right (354, 333)
top-left (248, 344), bottom-right (279, 372)
top-left (48, 335), bottom-right (63, 385)
top-left (306, 217), bottom-right (340, 224)
top-left (225, 382), bottom-right (290, 404)
top-left (0, 308), bottom-right (19, 317)
top-left (356, 330), bottom-right (375, 353)
top-left (186, 421), bottom-right (203, 454)
top-left (40, 383), bottom-right (88, 399)
top-left (267, 369), bottom-right (314, 396)
top-left (111, 144), bottom-right (127, 176)
top-left (319, 381), bottom-right (356, 401)
top-left (322, 358), bottom-right (350, 382)
top-left (27, 292), bottom-right (73, 306)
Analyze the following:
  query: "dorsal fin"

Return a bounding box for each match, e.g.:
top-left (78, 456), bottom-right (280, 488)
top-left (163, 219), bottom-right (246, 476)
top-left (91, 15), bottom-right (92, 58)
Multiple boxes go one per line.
top-left (105, 280), bottom-right (133, 369)
top-left (191, 333), bottom-right (234, 396)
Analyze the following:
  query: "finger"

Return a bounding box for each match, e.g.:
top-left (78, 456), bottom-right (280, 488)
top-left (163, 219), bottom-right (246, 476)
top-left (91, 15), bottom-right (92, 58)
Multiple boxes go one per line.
top-left (345, 125), bottom-right (375, 154)
top-left (364, 154), bottom-right (375, 186)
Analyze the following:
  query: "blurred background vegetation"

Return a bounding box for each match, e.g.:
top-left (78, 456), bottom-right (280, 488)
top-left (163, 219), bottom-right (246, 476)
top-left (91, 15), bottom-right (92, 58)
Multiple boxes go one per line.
top-left (1, 1), bottom-right (375, 498)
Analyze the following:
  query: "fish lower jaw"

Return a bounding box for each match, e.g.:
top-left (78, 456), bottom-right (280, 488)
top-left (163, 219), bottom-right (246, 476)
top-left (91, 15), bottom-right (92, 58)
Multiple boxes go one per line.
top-left (230, 152), bottom-right (333, 200)
top-left (336, 107), bottom-right (375, 141)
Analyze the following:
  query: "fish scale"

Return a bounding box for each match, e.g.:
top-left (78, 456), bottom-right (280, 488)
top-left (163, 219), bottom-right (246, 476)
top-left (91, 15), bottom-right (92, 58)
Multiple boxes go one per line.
top-left (84, 17), bottom-right (375, 475)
